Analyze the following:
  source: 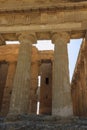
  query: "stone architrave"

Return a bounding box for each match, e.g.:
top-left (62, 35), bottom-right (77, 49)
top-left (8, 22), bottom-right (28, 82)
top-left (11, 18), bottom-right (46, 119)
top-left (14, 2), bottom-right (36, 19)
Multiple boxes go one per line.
top-left (9, 32), bottom-right (37, 115)
top-left (52, 32), bottom-right (73, 117)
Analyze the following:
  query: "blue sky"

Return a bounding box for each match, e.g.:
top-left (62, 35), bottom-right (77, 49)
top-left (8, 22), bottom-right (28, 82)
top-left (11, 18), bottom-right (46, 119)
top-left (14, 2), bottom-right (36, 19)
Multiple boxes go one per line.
top-left (68, 39), bottom-right (82, 81)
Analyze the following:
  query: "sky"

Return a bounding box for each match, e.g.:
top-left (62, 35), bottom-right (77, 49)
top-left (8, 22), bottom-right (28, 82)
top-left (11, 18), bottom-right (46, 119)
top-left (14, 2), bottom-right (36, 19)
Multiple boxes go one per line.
top-left (6, 39), bottom-right (82, 82)
top-left (68, 39), bottom-right (82, 81)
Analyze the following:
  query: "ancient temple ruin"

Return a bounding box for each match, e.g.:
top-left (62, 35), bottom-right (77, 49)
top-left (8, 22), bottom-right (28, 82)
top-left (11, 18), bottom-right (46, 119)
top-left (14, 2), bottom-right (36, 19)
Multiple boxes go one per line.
top-left (0, 0), bottom-right (87, 129)
top-left (0, 44), bottom-right (54, 116)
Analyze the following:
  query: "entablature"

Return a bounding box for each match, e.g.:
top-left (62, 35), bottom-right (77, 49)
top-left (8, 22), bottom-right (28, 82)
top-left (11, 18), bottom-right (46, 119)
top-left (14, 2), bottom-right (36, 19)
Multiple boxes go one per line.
top-left (0, 8), bottom-right (86, 36)
top-left (0, 0), bottom-right (87, 12)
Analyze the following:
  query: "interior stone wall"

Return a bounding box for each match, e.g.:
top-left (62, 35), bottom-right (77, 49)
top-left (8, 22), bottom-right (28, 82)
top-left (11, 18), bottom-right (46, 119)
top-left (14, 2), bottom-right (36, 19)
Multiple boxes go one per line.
top-left (71, 39), bottom-right (87, 117)
top-left (0, 62), bottom-right (8, 113)
top-left (0, 62), bottom-right (17, 116)
top-left (39, 61), bottom-right (52, 115)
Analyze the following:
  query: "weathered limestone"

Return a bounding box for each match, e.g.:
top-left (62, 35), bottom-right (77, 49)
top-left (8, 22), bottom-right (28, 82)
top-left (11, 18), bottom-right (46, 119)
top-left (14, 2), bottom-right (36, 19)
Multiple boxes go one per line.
top-left (52, 32), bottom-right (73, 117)
top-left (71, 63), bottom-right (86, 117)
top-left (39, 61), bottom-right (52, 115)
top-left (1, 62), bottom-right (16, 116)
top-left (83, 58), bottom-right (87, 115)
top-left (71, 37), bottom-right (87, 117)
top-left (0, 62), bottom-right (8, 112)
top-left (9, 33), bottom-right (37, 115)
top-left (0, 0), bottom-right (87, 123)
top-left (71, 81), bottom-right (77, 116)
top-left (0, 0), bottom-right (87, 12)
top-left (0, 35), bottom-right (5, 45)
top-left (28, 47), bottom-right (39, 114)
top-left (0, 44), bottom-right (54, 116)
top-left (79, 62), bottom-right (86, 116)
top-left (81, 40), bottom-right (87, 116)
top-left (0, 1), bottom-right (87, 34)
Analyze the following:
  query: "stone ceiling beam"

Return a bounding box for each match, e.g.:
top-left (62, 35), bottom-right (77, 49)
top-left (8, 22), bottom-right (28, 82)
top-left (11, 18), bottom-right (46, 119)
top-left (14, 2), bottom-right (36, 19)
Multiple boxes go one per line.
top-left (0, 22), bottom-right (84, 33)
top-left (0, 0), bottom-right (87, 11)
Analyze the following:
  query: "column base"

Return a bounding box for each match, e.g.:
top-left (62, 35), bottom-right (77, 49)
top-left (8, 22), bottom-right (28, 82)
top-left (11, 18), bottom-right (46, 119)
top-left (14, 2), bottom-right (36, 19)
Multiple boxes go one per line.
top-left (52, 105), bottom-right (73, 117)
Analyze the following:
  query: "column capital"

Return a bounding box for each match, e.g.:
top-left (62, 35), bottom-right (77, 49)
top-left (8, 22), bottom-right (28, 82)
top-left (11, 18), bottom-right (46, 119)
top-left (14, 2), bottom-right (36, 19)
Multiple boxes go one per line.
top-left (17, 32), bottom-right (37, 44)
top-left (51, 32), bottom-right (70, 44)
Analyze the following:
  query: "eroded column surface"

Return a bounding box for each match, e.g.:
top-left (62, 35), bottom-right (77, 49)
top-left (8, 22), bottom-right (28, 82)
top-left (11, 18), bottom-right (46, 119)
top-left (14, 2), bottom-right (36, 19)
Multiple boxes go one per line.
top-left (79, 62), bottom-right (86, 116)
top-left (52, 33), bottom-right (73, 117)
top-left (0, 62), bottom-right (8, 112)
top-left (9, 32), bottom-right (36, 115)
top-left (1, 62), bottom-right (16, 116)
top-left (28, 47), bottom-right (39, 114)
top-left (83, 39), bottom-right (87, 116)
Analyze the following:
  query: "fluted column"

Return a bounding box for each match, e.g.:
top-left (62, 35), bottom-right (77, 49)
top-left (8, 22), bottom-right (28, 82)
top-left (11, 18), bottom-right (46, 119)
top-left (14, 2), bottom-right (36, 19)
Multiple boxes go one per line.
top-left (28, 47), bottom-right (39, 114)
top-left (52, 32), bottom-right (73, 117)
top-left (1, 62), bottom-right (16, 116)
top-left (80, 61), bottom-right (86, 116)
top-left (71, 81), bottom-right (77, 116)
top-left (82, 37), bottom-right (87, 116)
top-left (9, 32), bottom-right (36, 115)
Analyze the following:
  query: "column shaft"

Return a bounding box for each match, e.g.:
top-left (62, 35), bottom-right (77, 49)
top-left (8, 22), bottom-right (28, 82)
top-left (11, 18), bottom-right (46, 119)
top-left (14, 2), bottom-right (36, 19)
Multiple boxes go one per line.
top-left (28, 47), bottom-right (39, 114)
top-left (52, 33), bottom-right (73, 117)
top-left (9, 33), bottom-right (36, 115)
top-left (1, 62), bottom-right (16, 116)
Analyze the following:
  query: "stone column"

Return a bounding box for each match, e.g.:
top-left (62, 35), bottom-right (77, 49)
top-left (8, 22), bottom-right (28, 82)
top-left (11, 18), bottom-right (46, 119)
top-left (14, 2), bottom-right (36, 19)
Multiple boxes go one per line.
top-left (76, 79), bottom-right (79, 116)
top-left (9, 32), bottom-right (36, 115)
top-left (28, 47), bottom-right (39, 114)
top-left (71, 81), bottom-right (77, 116)
top-left (0, 62), bottom-right (8, 112)
top-left (52, 32), bottom-right (73, 117)
top-left (82, 39), bottom-right (87, 116)
top-left (80, 61), bottom-right (86, 116)
top-left (1, 62), bottom-right (16, 116)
